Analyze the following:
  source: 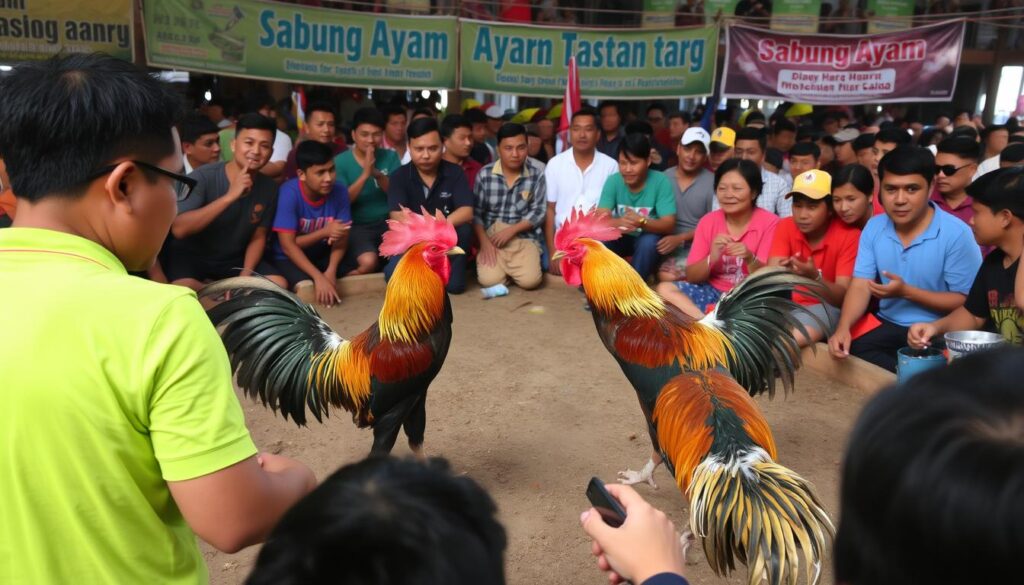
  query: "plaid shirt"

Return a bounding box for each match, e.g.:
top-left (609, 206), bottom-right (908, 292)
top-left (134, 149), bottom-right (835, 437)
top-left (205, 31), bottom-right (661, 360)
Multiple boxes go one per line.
top-left (473, 158), bottom-right (548, 244)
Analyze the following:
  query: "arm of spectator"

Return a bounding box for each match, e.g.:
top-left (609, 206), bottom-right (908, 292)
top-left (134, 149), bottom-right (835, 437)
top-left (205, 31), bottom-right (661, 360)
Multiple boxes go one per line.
top-left (168, 454), bottom-right (316, 553)
top-left (346, 151), bottom-right (376, 202)
top-left (241, 226), bottom-right (269, 276)
top-left (641, 214), bottom-right (676, 235)
top-left (828, 277), bottom-right (872, 358)
top-left (579, 483), bottom-right (686, 585)
top-left (447, 205), bottom-right (473, 227)
top-left (172, 166), bottom-right (251, 239)
top-left (899, 281), bottom-right (968, 313)
top-left (474, 222), bottom-right (497, 267)
top-left (907, 306), bottom-right (986, 349)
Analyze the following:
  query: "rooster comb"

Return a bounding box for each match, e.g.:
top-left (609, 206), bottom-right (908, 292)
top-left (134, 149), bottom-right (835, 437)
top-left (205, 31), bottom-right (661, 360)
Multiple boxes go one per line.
top-left (379, 206), bottom-right (457, 257)
top-left (555, 207), bottom-right (622, 250)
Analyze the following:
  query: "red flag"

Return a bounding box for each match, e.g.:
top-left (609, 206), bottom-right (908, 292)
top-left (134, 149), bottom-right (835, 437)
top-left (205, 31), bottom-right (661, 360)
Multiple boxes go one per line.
top-left (557, 55), bottom-right (581, 153)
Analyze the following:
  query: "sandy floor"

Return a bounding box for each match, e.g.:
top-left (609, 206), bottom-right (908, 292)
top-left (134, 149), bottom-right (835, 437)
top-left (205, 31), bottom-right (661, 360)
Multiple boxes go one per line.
top-left (205, 280), bottom-right (871, 585)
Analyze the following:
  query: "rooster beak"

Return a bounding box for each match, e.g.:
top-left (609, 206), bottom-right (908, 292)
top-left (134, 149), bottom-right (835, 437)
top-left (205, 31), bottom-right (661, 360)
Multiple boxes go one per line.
top-left (446, 246), bottom-right (465, 256)
top-left (551, 251), bottom-right (567, 261)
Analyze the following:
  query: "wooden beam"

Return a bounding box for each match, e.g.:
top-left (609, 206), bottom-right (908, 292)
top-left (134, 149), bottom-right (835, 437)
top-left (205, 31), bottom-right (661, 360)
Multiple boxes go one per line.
top-left (800, 343), bottom-right (896, 395)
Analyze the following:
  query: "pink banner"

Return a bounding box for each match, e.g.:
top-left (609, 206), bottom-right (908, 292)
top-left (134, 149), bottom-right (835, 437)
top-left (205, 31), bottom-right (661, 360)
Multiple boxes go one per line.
top-left (722, 20), bottom-right (965, 104)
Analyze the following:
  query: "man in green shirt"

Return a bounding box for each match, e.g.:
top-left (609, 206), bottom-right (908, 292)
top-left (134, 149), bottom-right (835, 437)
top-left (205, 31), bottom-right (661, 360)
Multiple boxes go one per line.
top-left (0, 54), bottom-right (315, 585)
top-left (598, 133), bottom-right (677, 281)
top-left (334, 106), bottom-right (401, 275)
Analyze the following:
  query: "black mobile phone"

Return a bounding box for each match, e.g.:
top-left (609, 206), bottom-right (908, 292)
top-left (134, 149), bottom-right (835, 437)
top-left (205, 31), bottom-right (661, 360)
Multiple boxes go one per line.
top-left (586, 476), bottom-right (627, 528)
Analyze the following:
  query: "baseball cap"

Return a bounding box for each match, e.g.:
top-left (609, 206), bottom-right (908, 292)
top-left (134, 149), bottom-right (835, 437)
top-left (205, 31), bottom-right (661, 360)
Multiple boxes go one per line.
top-left (485, 105), bottom-right (504, 119)
top-left (785, 169), bottom-right (832, 200)
top-left (681, 127), bottom-right (711, 152)
top-left (829, 128), bottom-right (860, 144)
top-left (711, 127), bottom-right (736, 149)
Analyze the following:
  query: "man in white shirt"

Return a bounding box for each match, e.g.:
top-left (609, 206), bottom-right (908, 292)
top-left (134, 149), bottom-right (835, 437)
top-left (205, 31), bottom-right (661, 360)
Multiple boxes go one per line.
top-left (543, 107), bottom-right (619, 275)
top-left (713, 126), bottom-right (793, 217)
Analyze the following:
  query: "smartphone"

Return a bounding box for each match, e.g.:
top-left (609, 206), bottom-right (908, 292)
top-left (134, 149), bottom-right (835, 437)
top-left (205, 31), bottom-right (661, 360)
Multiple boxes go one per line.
top-left (586, 476), bottom-right (627, 528)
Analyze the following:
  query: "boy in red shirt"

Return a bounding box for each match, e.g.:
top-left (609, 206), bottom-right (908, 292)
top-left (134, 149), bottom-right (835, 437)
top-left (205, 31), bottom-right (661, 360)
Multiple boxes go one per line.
top-left (769, 170), bottom-right (861, 345)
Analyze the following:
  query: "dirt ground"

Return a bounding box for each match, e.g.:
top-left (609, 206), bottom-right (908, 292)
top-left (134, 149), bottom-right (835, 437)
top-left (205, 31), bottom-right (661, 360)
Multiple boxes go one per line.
top-left (205, 280), bottom-right (872, 585)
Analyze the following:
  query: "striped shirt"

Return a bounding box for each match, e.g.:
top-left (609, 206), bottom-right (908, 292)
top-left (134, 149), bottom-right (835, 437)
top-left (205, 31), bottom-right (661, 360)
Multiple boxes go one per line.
top-left (473, 158), bottom-right (548, 244)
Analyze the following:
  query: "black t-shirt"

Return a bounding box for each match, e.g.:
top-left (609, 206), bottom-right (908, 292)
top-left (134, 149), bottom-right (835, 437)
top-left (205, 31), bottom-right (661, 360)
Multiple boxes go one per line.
top-left (387, 160), bottom-right (473, 217)
top-left (964, 248), bottom-right (1024, 344)
top-left (177, 161), bottom-right (278, 263)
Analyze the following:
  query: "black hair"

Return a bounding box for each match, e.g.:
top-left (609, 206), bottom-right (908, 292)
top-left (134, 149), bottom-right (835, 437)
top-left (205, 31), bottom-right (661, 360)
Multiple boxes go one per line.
top-left (835, 348), bottom-right (1024, 585)
top-left (646, 103), bottom-right (666, 115)
top-left (949, 125), bottom-right (979, 141)
top-left (714, 158), bottom-right (763, 202)
top-left (571, 106), bottom-right (599, 125)
top-left (381, 104), bottom-right (407, 122)
top-left (745, 111), bottom-right (766, 125)
top-left (982, 124), bottom-right (1009, 140)
top-left (1010, 134), bottom-right (1024, 145)
top-left (953, 107), bottom-right (973, 119)
top-left (790, 142), bottom-right (821, 159)
top-left (822, 111), bottom-right (842, 124)
top-left (853, 132), bottom-right (877, 152)
top-left (247, 457), bottom-right (507, 585)
top-left (878, 145), bottom-right (935, 182)
top-left (735, 127), bottom-right (767, 151)
top-left (969, 167), bottom-right (1024, 218)
top-left (0, 53), bottom-right (183, 202)
top-left (179, 114), bottom-right (220, 145)
top-left (440, 114), bottom-right (471, 140)
top-left (936, 136), bottom-right (982, 161)
top-left (496, 122), bottom-right (527, 144)
top-left (833, 164), bottom-right (875, 197)
top-left (465, 108), bottom-right (488, 125)
top-left (875, 127), bottom-right (912, 146)
top-left (242, 92), bottom-right (275, 115)
top-left (352, 107), bottom-right (386, 131)
top-left (235, 113), bottom-right (277, 139)
top-left (295, 140), bottom-right (334, 172)
top-left (765, 148), bottom-right (785, 169)
top-left (1001, 143), bottom-right (1024, 164)
top-left (306, 101), bottom-right (336, 121)
top-left (407, 117), bottom-right (440, 141)
top-left (618, 132), bottom-right (653, 160)
top-left (411, 107), bottom-right (435, 120)
top-left (598, 101), bottom-right (621, 117)
top-left (668, 111), bottom-right (692, 124)
top-left (772, 118), bottom-right (797, 135)
top-left (624, 120), bottom-right (654, 138)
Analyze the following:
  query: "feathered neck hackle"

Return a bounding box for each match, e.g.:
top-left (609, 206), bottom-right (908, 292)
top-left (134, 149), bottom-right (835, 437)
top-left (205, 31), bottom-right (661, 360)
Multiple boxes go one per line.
top-left (581, 242), bottom-right (665, 319)
top-left (377, 242), bottom-right (446, 344)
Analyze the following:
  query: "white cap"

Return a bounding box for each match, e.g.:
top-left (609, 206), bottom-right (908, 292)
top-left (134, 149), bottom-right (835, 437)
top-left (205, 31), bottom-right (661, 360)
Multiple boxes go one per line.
top-left (485, 105), bottom-right (504, 119)
top-left (681, 127), bottom-right (711, 152)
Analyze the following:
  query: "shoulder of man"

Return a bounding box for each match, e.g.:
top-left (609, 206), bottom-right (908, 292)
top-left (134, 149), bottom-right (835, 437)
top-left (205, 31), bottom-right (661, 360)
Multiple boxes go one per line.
top-left (190, 160), bottom-right (226, 181)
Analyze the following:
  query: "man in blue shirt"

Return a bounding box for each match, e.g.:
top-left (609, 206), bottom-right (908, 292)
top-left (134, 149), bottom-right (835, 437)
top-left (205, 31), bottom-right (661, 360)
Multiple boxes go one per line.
top-left (271, 141), bottom-right (352, 307)
top-left (829, 146), bottom-right (982, 371)
top-left (384, 117), bottom-right (474, 294)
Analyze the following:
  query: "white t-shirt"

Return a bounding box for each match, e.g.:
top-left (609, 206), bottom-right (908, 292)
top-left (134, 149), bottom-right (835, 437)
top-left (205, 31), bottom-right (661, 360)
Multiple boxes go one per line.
top-left (545, 148), bottom-right (620, 227)
top-left (271, 129), bottom-right (293, 163)
top-left (973, 154), bottom-right (1000, 181)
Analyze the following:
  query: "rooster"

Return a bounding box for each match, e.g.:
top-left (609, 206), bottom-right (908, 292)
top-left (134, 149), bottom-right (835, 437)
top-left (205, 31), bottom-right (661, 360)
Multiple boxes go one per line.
top-left (553, 210), bottom-right (834, 585)
top-left (199, 208), bottom-right (464, 456)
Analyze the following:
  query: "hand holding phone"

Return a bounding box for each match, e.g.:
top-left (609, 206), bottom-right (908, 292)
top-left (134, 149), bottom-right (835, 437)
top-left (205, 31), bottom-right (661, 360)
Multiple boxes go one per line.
top-left (586, 476), bottom-right (627, 528)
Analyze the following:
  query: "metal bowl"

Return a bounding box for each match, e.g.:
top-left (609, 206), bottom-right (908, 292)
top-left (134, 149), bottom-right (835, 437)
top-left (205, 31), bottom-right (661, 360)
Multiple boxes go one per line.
top-left (944, 330), bottom-right (1005, 358)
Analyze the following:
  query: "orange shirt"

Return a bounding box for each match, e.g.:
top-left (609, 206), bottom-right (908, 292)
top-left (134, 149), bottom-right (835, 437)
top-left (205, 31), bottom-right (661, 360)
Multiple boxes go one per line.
top-left (769, 217), bottom-right (861, 305)
top-left (0, 189), bottom-right (16, 222)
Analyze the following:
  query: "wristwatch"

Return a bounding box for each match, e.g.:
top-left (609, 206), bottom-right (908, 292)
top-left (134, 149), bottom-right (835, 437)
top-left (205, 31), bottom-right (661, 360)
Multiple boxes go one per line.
top-left (639, 216), bottom-right (649, 227)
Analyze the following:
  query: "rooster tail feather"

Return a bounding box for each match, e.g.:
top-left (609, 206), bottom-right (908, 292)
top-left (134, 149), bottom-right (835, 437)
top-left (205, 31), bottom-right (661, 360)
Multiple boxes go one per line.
top-left (688, 449), bottom-right (835, 585)
top-left (201, 278), bottom-right (366, 426)
top-left (699, 268), bottom-right (828, 397)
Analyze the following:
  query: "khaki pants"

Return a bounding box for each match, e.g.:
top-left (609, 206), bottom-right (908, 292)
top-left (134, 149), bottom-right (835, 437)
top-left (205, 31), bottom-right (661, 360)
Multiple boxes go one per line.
top-left (477, 222), bottom-right (543, 290)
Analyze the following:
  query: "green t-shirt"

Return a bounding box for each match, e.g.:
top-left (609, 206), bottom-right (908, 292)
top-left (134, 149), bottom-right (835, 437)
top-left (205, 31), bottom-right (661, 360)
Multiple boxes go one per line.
top-left (598, 170), bottom-right (677, 237)
top-left (0, 228), bottom-right (257, 585)
top-left (335, 148), bottom-right (401, 225)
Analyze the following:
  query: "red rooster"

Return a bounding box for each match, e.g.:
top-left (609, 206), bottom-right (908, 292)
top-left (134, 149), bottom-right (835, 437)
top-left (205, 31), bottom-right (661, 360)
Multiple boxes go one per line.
top-left (553, 210), bottom-right (834, 585)
top-left (199, 208), bottom-right (464, 456)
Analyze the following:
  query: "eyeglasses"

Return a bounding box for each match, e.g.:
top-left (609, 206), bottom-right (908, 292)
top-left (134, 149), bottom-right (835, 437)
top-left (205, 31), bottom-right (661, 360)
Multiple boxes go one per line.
top-left (86, 160), bottom-right (197, 201)
top-left (935, 163), bottom-right (973, 177)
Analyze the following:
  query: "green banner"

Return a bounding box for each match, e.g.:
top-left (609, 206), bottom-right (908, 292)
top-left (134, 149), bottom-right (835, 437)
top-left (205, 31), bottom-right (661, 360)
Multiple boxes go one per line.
top-left (142, 0), bottom-right (457, 89)
top-left (771, 0), bottom-right (822, 33)
top-left (866, 0), bottom-right (914, 33)
top-left (0, 0), bottom-right (132, 62)
top-left (459, 20), bottom-right (718, 98)
top-left (643, 0), bottom-right (677, 28)
top-left (704, 0), bottom-right (741, 23)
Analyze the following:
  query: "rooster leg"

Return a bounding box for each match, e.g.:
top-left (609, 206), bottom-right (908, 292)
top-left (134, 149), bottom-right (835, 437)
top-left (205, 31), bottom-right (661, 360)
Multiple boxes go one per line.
top-left (617, 454), bottom-right (661, 489)
top-left (680, 529), bottom-right (701, 566)
top-left (409, 442), bottom-right (427, 461)
top-left (370, 394), bottom-right (421, 456)
top-left (403, 393), bottom-right (428, 460)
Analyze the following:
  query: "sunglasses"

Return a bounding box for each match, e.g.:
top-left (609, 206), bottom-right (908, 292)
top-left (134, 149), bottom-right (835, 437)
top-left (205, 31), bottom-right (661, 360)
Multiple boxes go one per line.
top-left (87, 160), bottom-right (197, 201)
top-left (935, 163), bottom-right (973, 177)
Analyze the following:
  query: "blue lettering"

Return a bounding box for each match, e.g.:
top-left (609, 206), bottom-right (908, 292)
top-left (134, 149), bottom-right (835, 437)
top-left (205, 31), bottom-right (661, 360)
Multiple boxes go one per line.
top-left (258, 9), bottom-right (274, 47)
top-left (472, 26), bottom-right (494, 64)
